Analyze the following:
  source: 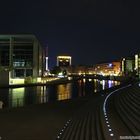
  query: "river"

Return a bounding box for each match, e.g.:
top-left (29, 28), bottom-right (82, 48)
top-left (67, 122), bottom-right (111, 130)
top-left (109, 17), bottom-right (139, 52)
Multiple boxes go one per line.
top-left (0, 79), bottom-right (120, 108)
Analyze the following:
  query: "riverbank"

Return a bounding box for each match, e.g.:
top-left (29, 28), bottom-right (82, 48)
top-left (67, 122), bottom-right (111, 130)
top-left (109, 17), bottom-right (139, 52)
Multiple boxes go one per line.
top-left (0, 97), bottom-right (89, 140)
top-left (0, 77), bottom-right (74, 89)
top-left (0, 83), bottom-right (125, 140)
top-left (0, 78), bottom-right (136, 140)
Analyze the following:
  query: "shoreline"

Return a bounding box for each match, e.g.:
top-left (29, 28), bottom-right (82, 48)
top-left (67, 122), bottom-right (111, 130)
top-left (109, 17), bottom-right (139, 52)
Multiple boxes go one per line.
top-left (0, 82), bottom-right (130, 140)
top-left (0, 78), bottom-right (74, 89)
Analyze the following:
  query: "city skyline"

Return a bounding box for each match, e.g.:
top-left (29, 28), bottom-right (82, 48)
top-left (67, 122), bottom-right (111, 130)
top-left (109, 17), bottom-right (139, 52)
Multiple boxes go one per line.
top-left (0, 0), bottom-right (140, 67)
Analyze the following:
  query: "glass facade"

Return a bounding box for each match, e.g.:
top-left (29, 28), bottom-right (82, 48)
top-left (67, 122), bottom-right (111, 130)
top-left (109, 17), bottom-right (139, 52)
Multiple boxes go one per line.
top-left (57, 56), bottom-right (72, 67)
top-left (0, 39), bottom-right (10, 66)
top-left (0, 35), bottom-right (43, 80)
top-left (12, 38), bottom-right (33, 78)
top-left (58, 60), bottom-right (70, 67)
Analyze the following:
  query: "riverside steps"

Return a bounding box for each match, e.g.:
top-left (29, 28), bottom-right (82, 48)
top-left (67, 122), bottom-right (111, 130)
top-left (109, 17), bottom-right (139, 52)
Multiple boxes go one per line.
top-left (0, 81), bottom-right (140, 140)
top-left (56, 81), bottom-right (140, 140)
top-left (100, 82), bottom-right (140, 140)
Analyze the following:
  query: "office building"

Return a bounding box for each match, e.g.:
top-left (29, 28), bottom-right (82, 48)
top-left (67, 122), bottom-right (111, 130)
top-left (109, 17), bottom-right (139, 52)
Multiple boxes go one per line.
top-left (94, 61), bottom-right (121, 76)
top-left (121, 57), bottom-right (135, 76)
top-left (0, 35), bottom-right (43, 85)
top-left (57, 56), bottom-right (72, 67)
top-left (135, 54), bottom-right (140, 78)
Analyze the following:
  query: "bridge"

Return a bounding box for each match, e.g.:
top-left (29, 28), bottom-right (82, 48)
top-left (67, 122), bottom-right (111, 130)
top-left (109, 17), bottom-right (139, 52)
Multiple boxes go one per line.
top-left (68, 74), bottom-right (129, 82)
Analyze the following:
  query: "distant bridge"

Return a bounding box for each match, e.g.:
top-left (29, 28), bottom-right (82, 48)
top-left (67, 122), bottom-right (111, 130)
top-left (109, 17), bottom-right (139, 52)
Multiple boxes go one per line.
top-left (68, 74), bottom-right (126, 81)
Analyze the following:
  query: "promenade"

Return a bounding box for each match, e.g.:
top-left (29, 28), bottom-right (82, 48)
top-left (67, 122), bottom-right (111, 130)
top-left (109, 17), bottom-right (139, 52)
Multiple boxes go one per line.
top-left (0, 82), bottom-right (140, 140)
top-left (0, 97), bottom-right (88, 140)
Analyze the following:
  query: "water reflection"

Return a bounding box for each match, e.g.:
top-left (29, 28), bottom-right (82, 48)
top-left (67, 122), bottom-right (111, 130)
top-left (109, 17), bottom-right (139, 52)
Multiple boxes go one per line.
top-left (0, 79), bottom-right (120, 108)
top-left (9, 88), bottom-right (25, 108)
top-left (36, 86), bottom-right (47, 103)
top-left (57, 83), bottom-right (71, 100)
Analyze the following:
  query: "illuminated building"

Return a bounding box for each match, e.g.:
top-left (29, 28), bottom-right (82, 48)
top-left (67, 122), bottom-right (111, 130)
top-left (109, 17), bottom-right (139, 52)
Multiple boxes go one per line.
top-left (57, 56), bottom-right (72, 67)
top-left (94, 61), bottom-right (121, 76)
top-left (0, 35), bottom-right (43, 85)
top-left (135, 54), bottom-right (140, 78)
top-left (121, 57), bottom-right (135, 76)
top-left (67, 62), bottom-right (121, 76)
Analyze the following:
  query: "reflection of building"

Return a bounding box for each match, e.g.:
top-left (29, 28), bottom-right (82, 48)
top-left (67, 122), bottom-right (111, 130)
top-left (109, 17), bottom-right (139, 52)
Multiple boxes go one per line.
top-left (0, 35), bottom-right (43, 85)
top-left (57, 56), bottom-right (72, 67)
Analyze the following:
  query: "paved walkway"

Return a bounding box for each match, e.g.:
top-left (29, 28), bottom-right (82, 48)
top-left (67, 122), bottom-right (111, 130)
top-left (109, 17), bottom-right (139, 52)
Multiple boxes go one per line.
top-left (0, 98), bottom-right (88, 140)
top-left (0, 83), bottom-right (138, 140)
top-left (56, 83), bottom-right (140, 140)
top-left (56, 95), bottom-right (105, 140)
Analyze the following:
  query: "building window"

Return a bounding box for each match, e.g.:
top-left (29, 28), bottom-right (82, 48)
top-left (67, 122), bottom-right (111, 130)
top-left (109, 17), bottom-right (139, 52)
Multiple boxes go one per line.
top-left (26, 69), bottom-right (32, 77)
top-left (14, 69), bottom-right (24, 77)
top-left (0, 45), bottom-right (10, 66)
top-left (13, 61), bottom-right (25, 67)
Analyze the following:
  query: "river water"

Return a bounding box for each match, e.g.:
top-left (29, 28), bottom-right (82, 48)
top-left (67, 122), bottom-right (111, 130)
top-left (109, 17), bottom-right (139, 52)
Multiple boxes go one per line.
top-left (0, 79), bottom-right (120, 108)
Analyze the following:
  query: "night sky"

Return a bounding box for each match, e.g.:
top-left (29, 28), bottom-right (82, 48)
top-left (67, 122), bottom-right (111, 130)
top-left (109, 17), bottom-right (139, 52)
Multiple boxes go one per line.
top-left (0, 0), bottom-right (140, 68)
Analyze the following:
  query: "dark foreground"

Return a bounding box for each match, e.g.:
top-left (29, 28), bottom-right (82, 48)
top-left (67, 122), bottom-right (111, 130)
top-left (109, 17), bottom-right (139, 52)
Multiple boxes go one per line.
top-left (0, 83), bottom-right (140, 140)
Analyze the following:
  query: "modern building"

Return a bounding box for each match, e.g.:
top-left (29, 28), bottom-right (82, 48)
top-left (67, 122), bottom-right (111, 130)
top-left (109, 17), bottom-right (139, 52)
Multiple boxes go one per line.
top-left (121, 57), bottom-right (135, 76)
top-left (57, 56), bottom-right (72, 67)
top-left (0, 35), bottom-right (44, 85)
top-left (94, 61), bottom-right (121, 76)
top-left (135, 54), bottom-right (140, 78)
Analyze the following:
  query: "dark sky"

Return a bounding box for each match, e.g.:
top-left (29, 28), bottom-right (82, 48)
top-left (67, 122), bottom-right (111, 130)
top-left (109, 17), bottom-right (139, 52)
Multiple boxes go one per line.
top-left (0, 0), bottom-right (140, 68)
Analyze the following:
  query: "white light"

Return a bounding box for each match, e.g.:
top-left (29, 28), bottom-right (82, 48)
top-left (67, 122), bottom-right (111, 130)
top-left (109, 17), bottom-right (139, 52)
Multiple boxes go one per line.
top-left (109, 129), bottom-right (112, 132)
top-left (57, 56), bottom-right (71, 59)
top-left (57, 136), bottom-right (60, 139)
top-left (107, 125), bottom-right (110, 127)
top-left (46, 57), bottom-right (49, 70)
top-left (106, 121), bottom-right (109, 124)
top-left (110, 133), bottom-right (114, 136)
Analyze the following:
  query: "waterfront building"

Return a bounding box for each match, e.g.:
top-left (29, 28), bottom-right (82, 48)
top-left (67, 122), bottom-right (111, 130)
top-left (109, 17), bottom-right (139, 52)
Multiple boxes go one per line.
top-left (56, 55), bottom-right (72, 76)
top-left (0, 35), bottom-right (44, 85)
top-left (135, 54), bottom-right (140, 78)
top-left (66, 62), bottom-right (121, 76)
top-left (121, 57), bottom-right (135, 76)
top-left (70, 65), bottom-right (93, 75)
top-left (94, 61), bottom-right (121, 76)
top-left (57, 56), bottom-right (72, 67)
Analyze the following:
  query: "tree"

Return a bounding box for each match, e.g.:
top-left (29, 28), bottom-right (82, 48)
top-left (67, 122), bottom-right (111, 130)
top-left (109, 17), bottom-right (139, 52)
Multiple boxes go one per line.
top-left (50, 66), bottom-right (62, 75)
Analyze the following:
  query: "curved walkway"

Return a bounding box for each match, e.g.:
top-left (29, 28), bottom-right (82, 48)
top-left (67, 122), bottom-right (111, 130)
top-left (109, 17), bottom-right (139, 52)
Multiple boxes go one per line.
top-left (0, 83), bottom-right (139, 140)
top-left (56, 83), bottom-right (140, 140)
top-left (56, 95), bottom-right (105, 140)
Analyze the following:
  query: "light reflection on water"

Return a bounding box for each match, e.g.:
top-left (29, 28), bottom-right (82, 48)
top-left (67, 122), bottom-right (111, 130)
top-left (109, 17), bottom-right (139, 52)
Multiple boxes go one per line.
top-left (9, 88), bottom-right (25, 107)
top-left (57, 84), bottom-right (72, 100)
top-left (0, 79), bottom-right (120, 108)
